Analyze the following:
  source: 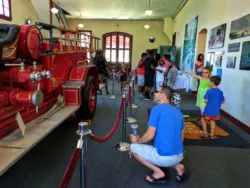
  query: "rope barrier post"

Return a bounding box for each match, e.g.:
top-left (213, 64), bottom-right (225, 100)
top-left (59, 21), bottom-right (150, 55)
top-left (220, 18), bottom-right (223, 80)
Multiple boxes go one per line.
top-left (116, 87), bottom-right (130, 152)
top-left (129, 81), bottom-right (133, 118)
top-left (131, 74), bottom-right (139, 109)
top-left (127, 76), bottom-right (137, 124)
top-left (77, 122), bottom-right (92, 188)
top-left (123, 87), bottom-right (128, 142)
top-left (110, 66), bottom-right (116, 100)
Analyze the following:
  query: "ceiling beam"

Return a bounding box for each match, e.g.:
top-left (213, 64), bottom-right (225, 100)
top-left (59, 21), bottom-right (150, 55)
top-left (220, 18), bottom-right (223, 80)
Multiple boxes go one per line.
top-left (172, 0), bottom-right (189, 19)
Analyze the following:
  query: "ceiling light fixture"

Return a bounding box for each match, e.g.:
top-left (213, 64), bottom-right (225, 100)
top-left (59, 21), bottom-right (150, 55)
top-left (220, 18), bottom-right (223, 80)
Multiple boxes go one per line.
top-left (51, 7), bottom-right (59, 14)
top-left (145, 0), bottom-right (153, 15)
top-left (145, 10), bottom-right (153, 15)
top-left (78, 24), bottom-right (84, 28)
top-left (144, 24), bottom-right (150, 29)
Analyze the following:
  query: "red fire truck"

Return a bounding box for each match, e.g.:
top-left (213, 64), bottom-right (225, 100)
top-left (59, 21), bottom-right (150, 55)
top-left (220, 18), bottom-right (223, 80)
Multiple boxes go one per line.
top-left (0, 22), bottom-right (100, 175)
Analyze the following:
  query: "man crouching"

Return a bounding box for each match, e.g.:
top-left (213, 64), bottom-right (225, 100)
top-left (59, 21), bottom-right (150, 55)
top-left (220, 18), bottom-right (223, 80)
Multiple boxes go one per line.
top-left (129, 86), bottom-right (188, 184)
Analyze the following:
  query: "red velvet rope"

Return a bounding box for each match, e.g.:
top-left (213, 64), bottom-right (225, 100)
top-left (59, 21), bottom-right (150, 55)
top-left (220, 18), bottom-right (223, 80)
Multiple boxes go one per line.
top-left (59, 148), bottom-right (81, 188)
top-left (91, 97), bottom-right (125, 142)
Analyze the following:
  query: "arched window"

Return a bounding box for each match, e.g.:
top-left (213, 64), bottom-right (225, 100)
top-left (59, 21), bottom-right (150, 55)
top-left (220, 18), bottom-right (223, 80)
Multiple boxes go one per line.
top-left (0, 0), bottom-right (11, 21)
top-left (103, 32), bottom-right (132, 71)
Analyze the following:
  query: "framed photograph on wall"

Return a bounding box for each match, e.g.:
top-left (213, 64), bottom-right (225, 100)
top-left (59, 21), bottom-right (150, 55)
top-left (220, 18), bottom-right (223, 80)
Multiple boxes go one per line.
top-left (228, 43), bottom-right (241, 52)
top-left (226, 56), bottom-right (236, 69)
top-left (214, 54), bottom-right (223, 67)
top-left (206, 52), bottom-right (215, 71)
top-left (230, 14), bottom-right (250, 40)
top-left (208, 24), bottom-right (227, 49)
top-left (240, 41), bottom-right (250, 70)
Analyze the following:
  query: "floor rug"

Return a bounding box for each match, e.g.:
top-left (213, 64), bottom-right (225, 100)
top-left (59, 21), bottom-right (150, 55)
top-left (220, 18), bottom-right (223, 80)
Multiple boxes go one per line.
top-left (183, 110), bottom-right (250, 148)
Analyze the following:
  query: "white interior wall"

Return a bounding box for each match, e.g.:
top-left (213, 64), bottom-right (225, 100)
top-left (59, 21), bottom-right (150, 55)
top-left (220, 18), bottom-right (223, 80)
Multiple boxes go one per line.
top-left (171, 0), bottom-right (250, 126)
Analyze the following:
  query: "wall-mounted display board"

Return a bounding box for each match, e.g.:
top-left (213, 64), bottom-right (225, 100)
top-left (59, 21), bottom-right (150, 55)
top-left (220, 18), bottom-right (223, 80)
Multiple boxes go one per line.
top-left (182, 16), bottom-right (198, 71)
top-left (226, 56), bottom-right (236, 69)
top-left (228, 42), bottom-right (241, 52)
top-left (230, 14), bottom-right (250, 40)
top-left (240, 41), bottom-right (250, 70)
top-left (208, 24), bottom-right (227, 49)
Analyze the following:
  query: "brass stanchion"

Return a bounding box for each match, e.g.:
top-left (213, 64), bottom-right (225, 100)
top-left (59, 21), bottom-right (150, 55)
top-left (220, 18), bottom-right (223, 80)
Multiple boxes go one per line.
top-left (76, 122), bottom-right (92, 188)
top-left (116, 88), bottom-right (130, 151)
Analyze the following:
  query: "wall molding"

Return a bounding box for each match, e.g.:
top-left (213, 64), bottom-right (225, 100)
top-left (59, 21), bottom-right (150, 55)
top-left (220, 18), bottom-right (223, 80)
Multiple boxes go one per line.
top-left (221, 110), bottom-right (250, 134)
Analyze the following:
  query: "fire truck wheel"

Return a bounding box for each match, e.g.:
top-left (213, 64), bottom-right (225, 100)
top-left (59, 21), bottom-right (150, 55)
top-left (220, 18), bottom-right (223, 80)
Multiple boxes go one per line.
top-left (77, 76), bottom-right (97, 119)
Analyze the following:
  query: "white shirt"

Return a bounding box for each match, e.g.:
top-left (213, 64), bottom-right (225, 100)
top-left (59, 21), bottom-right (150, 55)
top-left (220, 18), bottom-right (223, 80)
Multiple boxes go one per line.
top-left (156, 65), bottom-right (166, 82)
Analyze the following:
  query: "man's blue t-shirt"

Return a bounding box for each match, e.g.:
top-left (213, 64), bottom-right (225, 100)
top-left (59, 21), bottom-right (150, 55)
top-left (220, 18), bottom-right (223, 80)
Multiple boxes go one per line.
top-left (148, 104), bottom-right (184, 156)
top-left (203, 88), bottom-right (225, 116)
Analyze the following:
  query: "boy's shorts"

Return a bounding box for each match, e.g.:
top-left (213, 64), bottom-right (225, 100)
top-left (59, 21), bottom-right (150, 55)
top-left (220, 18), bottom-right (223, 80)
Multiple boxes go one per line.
top-left (130, 143), bottom-right (183, 167)
top-left (204, 115), bottom-right (220, 121)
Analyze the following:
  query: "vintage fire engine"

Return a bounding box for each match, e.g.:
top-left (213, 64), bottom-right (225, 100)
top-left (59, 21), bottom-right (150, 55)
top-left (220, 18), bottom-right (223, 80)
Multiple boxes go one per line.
top-left (0, 22), bottom-right (100, 175)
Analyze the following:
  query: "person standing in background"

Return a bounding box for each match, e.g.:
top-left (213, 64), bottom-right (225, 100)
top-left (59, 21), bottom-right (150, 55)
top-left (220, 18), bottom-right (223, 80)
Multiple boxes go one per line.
top-left (120, 64), bottom-right (127, 91)
top-left (195, 54), bottom-right (204, 90)
top-left (155, 60), bottom-right (166, 90)
top-left (144, 50), bottom-right (157, 100)
top-left (168, 62), bottom-right (178, 89)
top-left (94, 50), bottom-right (110, 95)
top-left (161, 54), bottom-right (171, 86)
top-left (154, 53), bottom-right (161, 90)
top-left (137, 52), bottom-right (147, 98)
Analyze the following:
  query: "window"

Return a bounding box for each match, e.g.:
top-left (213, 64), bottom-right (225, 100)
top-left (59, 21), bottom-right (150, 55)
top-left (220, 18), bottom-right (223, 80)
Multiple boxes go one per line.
top-left (79, 30), bottom-right (92, 60)
top-left (103, 32), bottom-right (132, 71)
top-left (0, 0), bottom-right (12, 21)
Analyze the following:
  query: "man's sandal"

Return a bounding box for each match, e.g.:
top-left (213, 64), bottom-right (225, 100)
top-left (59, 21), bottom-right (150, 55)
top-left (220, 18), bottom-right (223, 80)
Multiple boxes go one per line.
top-left (176, 172), bottom-right (189, 183)
top-left (144, 175), bottom-right (168, 184)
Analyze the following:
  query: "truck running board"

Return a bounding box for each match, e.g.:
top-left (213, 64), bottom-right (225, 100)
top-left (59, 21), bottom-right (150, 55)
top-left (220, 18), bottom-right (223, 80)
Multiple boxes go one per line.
top-left (0, 105), bottom-right (79, 176)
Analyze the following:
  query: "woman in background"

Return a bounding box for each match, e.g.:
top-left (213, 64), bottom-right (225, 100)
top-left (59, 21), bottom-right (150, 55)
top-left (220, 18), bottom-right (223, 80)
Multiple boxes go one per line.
top-left (195, 54), bottom-right (204, 90)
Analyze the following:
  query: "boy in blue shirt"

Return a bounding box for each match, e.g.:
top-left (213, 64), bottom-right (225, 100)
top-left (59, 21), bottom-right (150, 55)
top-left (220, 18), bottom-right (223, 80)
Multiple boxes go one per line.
top-left (202, 76), bottom-right (225, 139)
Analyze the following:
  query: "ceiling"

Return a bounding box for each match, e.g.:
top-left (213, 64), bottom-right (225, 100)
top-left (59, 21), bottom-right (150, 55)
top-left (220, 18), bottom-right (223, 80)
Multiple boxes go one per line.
top-left (55, 0), bottom-right (188, 20)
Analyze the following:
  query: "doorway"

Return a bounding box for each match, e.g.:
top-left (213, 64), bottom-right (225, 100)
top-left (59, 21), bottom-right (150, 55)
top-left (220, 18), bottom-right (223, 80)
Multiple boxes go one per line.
top-left (197, 28), bottom-right (207, 57)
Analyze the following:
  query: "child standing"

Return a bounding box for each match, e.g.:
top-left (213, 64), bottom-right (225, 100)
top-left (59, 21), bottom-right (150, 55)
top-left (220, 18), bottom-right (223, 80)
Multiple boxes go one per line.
top-left (202, 76), bottom-right (225, 139)
top-left (120, 64), bottom-right (127, 91)
top-left (167, 62), bottom-right (179, 89)
top-left (155, 60), bottom-right (167, 90)
top-left (183, 67), bottom-right (211, 132)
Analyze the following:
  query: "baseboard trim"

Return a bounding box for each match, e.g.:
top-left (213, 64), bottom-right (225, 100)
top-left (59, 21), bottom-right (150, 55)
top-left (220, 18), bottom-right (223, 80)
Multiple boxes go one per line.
top-left (221, 109), bottom-right (250, 134)
top-left (191, 91), bottom-right (197, 94)
top-left (175, 88), bottom-right (186, 92)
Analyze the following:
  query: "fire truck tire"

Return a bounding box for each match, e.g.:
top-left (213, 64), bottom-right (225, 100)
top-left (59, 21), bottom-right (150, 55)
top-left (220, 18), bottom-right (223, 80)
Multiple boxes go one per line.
top-left (77, 76), bottom-right (97, 119)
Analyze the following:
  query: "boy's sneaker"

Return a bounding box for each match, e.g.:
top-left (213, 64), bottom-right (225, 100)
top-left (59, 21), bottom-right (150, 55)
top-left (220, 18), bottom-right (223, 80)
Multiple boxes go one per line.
top-left (144, 97), bottom-right (151, 101)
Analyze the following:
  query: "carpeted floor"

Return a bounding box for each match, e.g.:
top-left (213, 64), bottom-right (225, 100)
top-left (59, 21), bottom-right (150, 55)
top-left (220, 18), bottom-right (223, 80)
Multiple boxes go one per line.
top-left (0, 81), bottom-right (250, 188)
